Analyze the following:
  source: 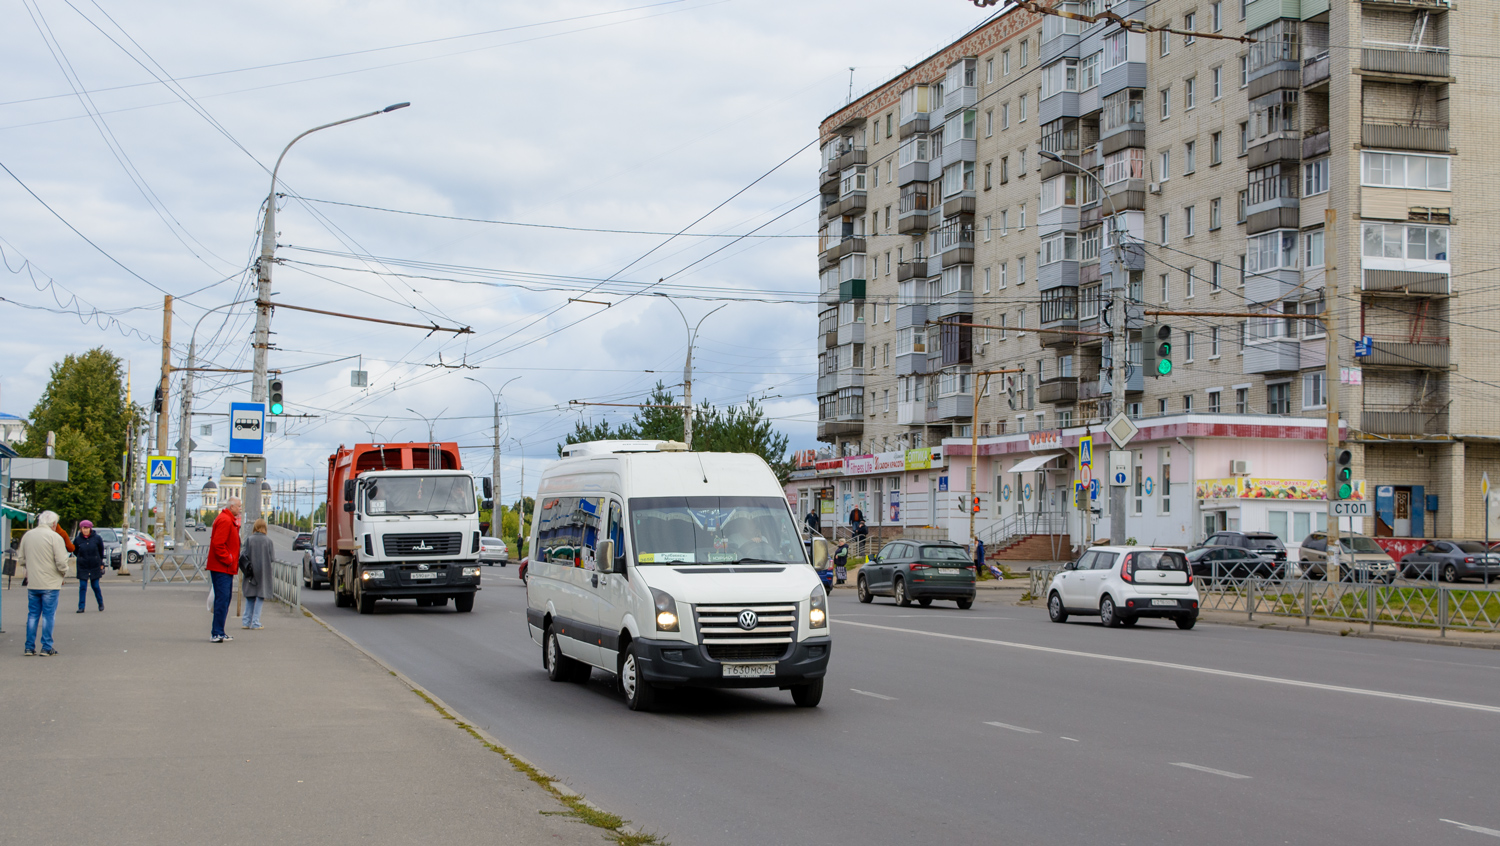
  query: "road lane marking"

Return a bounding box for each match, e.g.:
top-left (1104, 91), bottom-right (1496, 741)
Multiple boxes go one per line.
top-left (984, 721), bottom-right (1039, 734)
top-left (835, 619), bottom-right (1500, 715)
top-left (1443, 819), bottom-right (1500, 838)
top-left (850, 689), bottom-right (896, 701)
top-left (1060, 737), bottom-right (1079, 742)
top-left (1172, 762), bottom-right (1251, 779)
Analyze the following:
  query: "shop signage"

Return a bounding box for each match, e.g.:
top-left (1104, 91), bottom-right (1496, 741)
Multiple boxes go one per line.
top-left (905, 446), bottom-right (944, 471)
top-left (1028, 430), bottom-right (1061, 451)
top-left (815, 458), bottom-right (844, 473)
top-left (1194, 477), bottom-right (1368, 501)
top-left (844, 452), bottom-right (906, 476)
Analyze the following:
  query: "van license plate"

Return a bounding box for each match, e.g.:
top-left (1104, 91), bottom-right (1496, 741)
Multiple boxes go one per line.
top-left (723, 663), bottom-right (775, 678)
top-left (1151, 599), bottom-right (1177, 607)
top-left (409, 572), bottom-right (437, 580)
top-left (938, 567), bottom-right (962, 575)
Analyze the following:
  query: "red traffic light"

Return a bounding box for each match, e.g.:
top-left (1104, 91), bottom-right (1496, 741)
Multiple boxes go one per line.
top-left (111, 481), bottom-right (123, 501)
top-left (972, 496), bottom-right (981, 513)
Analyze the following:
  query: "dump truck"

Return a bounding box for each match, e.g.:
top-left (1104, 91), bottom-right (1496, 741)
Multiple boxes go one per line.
top-left (326, 442), bottom-right (492, 614)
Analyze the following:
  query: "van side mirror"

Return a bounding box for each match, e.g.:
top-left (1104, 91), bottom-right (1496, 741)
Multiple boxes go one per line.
top-left (810, 537), bottom-right (830, 569)
top-left (596, 539), bottom-right (616, 574)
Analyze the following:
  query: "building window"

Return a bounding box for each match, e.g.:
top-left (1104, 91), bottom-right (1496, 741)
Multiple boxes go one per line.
top-left (998, 260), bottom-right (1008, 288)
top-left (1019, 93), bottom-right (1028, 122)
top-left (1304, 158), bottom-right (1330, 196)
top-left (999, 210), bottom-right (1009, 235)
top-left (984, 214), bottom-right (992, 240)
top-left (1238, 121), bottom-right (1249, 155)
top-left (1103, 148), bottom-right (1145, 185)
top-left (1185, 77), bottom-right (1196, 110)
top-left (1159, 150), bottom-right (1170, 181)
top-left (1362, 223), bottom-right (1449, 262)
top-left (984, 266), bottom-right (992, 292)
top-left (1185, 267), bottom-right (1196, 298)
top-left (1003, 49), bottom-right (1010, 75)
top-left (1184, 331), bottom-right (1195, 361)
top-left (1211, 326), bottom-right (1221, 357)
top-left (1042, 57), bottom-right (1080, 99)
top-left (1185, 205), bottom-right (1195, 237)
top-left (1184, 140), bottom-right (1196, 173)
top-left (1247, 230), bottom-right (1299, 273)
top-left (1304, 228), bottom-right (1325, 268)
top-left (1081, 51), bottom-right (1101, 90)
top-left (1104, 31), bottom-right (1129, 69)
top-left (1020, 38), bottom-right (1029, 67)
top-left (1211, 131), bottom-right (1222, 165)
top-left (1267, 382), bottom-right (1291, 415)
top-left (1239, 55), bottom-right (1249, 88)
top-left (1183, 394), bottom-right (1194, 412)
top-left (1210, 198), bottom-right (1221, 230)
top-left (1160, 87), bottom-right (1171, 120)
top-left (1018, 255), bottom-right (1027, 284)
top-left (1160, 30), bottom-right (1170, 56)
top-left (1101, 88), bottom-right (1144, 132)
top-left (985, 110), bottom-right (994, 137)
top-left (1159, 398), bottom-right (1169, 415)
top-left (1212, 67), bottom-right (1222, 100)
top-left (1019, 203), bottom-right (1026, 230)
top-left (1361, 152), bottom-right (1450, 190)
top-left (1041, 174), bottom-right (1079, 212)
top-left (1302, 372), bottom-right (1327, 409)
top-left (1210, 261), bottom-right (1222, 291)
top-left (1302, 299), bottom-right (1325, 338)
top-left (1237, 190), bottom-right (1248, 222)
top-left (1208, 388), bottom-right (1222, 413)
top-left (1212, 2), bottom-right (1222, 31)
top-left (1159, 213), bottom-right (1170, 245)
top-left (1000, 155), bottom-right (1009, 183)
top-left (1041, 232), bottom-right (1079, 264)
top-left (1019, 146), bottom-right (1027, 172)
top-left (1184, 13), bottom-right (1196, 44)
top-left (1236, 387), bottom-right (1249, 413)
top-left (1159, 273), bottom-right (1170, 304)
top-left (986, 57), bottom-right (994, 83)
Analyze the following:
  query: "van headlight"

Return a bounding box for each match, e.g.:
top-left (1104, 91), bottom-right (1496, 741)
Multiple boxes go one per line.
top-left (650, 588), bottom-right (679, 632)
top-left (809, 587), bottom-right (828, 629)
top-left (361, 569), bottom-right (384, 580)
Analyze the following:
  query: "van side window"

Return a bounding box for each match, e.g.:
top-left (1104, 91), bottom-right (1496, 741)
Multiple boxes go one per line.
top-left (536, 496), bottom-right (604, 568)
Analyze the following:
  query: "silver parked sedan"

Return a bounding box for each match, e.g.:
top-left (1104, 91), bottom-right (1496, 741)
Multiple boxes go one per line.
top-left (479, 537), bottom-right (509, 566)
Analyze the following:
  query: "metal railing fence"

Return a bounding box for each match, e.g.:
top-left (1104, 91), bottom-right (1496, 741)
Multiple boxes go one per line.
top-left (1194, 575), bottom-right (1500, 636)
top-left (271, 558), bottom-right (302, 615)
top-left (143, 550), bottom-right (208, 586)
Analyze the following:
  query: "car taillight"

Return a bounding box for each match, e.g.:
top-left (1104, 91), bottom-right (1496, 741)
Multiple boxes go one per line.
top-left (1120, 554), bottom-right (1133, 583)
top-left (1185, 567), bottom-right (1194, 585)
top-left (1465, 557), bottom-right (1475, 564)
top-left (910, 562), bottom-right (932, 571)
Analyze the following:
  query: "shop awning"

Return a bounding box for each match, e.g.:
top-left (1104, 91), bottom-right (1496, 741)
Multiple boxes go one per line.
top-left (1, 503), bottom-right (31, 522)
top-left (1008, 452), bottom-right (1065, 473)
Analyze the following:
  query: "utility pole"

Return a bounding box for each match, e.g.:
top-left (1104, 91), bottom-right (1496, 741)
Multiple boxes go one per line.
top-left (119, 417), bottom-right (133, 577)
top-left (154, 295), bottom-right (172, 559)
top-left (661, 297), bottom-right (725, 449)
top-left (173, 354), bottom-right (192, 551)
top-left (1324, 209), bottom-right (1342, 582)
top-left (967, 369), bottom-right (1026, 549)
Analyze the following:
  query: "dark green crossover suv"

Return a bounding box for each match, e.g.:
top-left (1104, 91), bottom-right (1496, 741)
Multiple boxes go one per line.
top-left (857, 540), bottom-right (976, 609)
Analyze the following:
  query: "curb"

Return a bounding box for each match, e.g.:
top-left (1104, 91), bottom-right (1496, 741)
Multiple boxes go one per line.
top-left (302, 606), bottom-right (656, 841)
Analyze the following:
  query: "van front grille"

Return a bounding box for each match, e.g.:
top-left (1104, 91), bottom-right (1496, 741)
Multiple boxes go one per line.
top-left (705, 644), bottom-right (790, 662)
top-left (694, 603), bottom-right (797, 648)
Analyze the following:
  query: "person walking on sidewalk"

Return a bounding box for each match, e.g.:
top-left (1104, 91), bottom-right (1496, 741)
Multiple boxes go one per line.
top-left (18, 511), bottom-right (69, 656)
top-left (73, 520), bottom-right (106, 612)
top-left (833, 538), bottom-right (849, 585)
top-left (206, 497), bottom-right (243, 643)
top-left (240, 518), bottom-right (275, 630)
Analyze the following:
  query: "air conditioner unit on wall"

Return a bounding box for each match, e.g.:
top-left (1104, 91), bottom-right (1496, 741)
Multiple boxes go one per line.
top-left (1230, 459), bottom-right (1251, 476)
top-left (1148, 183), bottom-right (1162, 194)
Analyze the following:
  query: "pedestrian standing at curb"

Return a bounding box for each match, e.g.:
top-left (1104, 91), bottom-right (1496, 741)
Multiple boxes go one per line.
top-left (833, 538), bottom-right (849, 585)
top-left (241, 518), bottom-right (274, 630)
top-left (206, 496), bottom-right (243, 643)
top-left (73, 520), bottom-right (106, 613)
top-left (804, 509), bottom-right (821, 537)
top-left (18, 511), bottom-right (69, 656)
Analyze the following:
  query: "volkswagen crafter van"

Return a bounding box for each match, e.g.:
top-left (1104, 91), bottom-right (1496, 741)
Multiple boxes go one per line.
top-left (525, 441), bottom-right (830, 711)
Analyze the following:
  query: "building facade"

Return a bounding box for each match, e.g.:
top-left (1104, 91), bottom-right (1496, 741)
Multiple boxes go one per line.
top-left (814, 0), bottom-right (1498, 554)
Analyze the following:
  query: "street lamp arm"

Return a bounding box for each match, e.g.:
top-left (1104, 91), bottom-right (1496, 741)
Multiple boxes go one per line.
top-left (267, 103), bottom-right (410, 199)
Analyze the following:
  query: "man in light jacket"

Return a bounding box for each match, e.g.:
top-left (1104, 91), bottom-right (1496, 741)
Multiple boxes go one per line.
top-left (18, 511), bottom-right (70, 656)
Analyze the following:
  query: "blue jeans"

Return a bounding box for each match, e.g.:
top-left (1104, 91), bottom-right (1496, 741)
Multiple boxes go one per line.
top-left (78, 576), bottom-right (103, 610)
top-left (242, 596), bottom-right (264, 628)
top-left (210, 571), bottom-right (233, 638)
top-left (26, 589), bottom-right (59, 652)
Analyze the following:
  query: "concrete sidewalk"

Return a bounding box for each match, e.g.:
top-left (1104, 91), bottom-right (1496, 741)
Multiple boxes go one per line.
top-left (0, 584), bottom-right (607, 845)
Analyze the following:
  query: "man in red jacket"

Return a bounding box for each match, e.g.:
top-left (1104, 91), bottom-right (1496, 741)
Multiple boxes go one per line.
top-left (206, 497), bottom-right (243, 642)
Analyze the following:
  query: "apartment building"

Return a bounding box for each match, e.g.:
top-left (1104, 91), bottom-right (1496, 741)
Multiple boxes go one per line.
top-left (808, 0), bottom-right (1499, 554)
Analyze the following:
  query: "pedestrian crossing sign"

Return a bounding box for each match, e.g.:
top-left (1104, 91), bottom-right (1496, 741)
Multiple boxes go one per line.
top-left (148, 456), bottom-right (176, 485)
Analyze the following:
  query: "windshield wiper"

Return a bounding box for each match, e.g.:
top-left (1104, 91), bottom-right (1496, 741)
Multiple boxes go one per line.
top-left (726, 558), bottom-right (797, 566)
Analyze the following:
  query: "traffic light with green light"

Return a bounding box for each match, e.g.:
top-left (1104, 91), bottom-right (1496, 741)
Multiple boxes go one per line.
top-left (1143, 323), bottom-right (1174, 377)
top-left (268, 379), bottom-right (285, 416)
top-left (1334, 448), bottom-right (1354, 499)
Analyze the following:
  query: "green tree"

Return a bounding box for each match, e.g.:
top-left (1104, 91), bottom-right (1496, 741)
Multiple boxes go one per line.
top-left (628, 381), bottom-right (685, 442)
top-left (18, 348), bottom-right (133, 527)
top-left (558, 418), bottom-right (626, 456)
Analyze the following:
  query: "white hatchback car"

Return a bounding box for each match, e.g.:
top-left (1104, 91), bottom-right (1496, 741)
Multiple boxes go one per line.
top-left (1046, 546), bottom-right (1200, 629)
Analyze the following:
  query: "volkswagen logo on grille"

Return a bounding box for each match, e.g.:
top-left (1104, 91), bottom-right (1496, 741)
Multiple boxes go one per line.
top-left (737, 609), bottom-right (758, 630)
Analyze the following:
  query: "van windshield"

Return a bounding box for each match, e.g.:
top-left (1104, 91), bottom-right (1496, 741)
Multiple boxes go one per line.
top-left (365, 476), bottom-right (475, 515)
top-left (629, 496), bottom-right (805, 565)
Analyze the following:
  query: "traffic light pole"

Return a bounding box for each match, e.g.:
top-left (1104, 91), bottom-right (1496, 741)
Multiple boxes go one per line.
top-left (1324, 209), bottom-right (1342, 581)
top-left (154, 296), bottom-right (173, 559)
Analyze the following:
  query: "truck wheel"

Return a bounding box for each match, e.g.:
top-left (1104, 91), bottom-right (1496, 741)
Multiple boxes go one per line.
top-left (620, 642), bottom-right (657, 712)
top-left (357, 585), bottom-right (375, 615)
top-left (454, 594), bottom-right (474, 613)
top-left (791, 677), bottom-right (823, 707)
top-left (334, 580), bottom-right (353, 608)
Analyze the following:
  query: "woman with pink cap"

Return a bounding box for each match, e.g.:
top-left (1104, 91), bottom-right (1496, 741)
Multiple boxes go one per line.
top-left (73, 520), bottom-right (107, 612)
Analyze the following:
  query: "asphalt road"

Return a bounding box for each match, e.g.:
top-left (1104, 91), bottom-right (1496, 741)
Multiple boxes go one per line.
top-left (271, 533), bottom-right (1500, 846)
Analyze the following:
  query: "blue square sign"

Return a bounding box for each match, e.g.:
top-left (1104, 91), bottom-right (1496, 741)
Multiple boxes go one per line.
top-left (229, 402), bottom-right (265, 455)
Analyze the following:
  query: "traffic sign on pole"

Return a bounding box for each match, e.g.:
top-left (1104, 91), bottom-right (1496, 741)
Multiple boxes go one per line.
top-left (1109, 450), bottom-right (1130, 486)
top-left (1079, 435), bottom-right (1093, 468)
top-left (229, 402), bottom-right (266, 455)
top-left (147, 456), bottom-right (176, 485)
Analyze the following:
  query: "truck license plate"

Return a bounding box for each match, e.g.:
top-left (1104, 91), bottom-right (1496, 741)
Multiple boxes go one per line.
top-left (409, 572), bottom-right (437, 580)
top-left (722, 663), bottom-right (775, 678)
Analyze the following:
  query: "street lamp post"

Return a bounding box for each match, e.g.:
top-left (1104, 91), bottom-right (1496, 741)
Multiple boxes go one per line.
top-left (1040, 149), bottom-right (1127, 544)
top-left (659, 296), bottom-right (725, 449)
top-left (404, 407), bottom-right (448, 442)
top-left (249, 102), bottom-right (409, 534)
top-left (466, 376), bottom-right (520, 534)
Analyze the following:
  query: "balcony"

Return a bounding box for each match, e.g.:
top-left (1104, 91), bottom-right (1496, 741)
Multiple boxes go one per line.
top-left (898, 160), bottom-right (931, 186)
top-left (1303, 129), bottom-right (1331, 160)
top-left (1359, 45), bottom-right (1451, 81)
top-left (1303, 52), bottom-right (1330, 88)
top-left (942, 193), bottom-right (976, 218)
top-left (838, 279), bottom-right (866, 301)
top-left (898, 189), bottom-right (933, 234)
top-left (1249, 138), bottom-right (1302, 169)
top-left (825, 192), bottom-right (868, 219)
top-left (895, 351), bottom-right (930, 376)
top-left (930, 394), bottom-right (973, 422)
top-left (943, 85), bottom-right (977, 115)
top-left (1242, 340), bottom-right (1301, 374)
top-left (1361, 269), bottom-right (1450, 296)
top-left (1359, 0), bottom-right (1449, 8)
top-left (837, 321), bottom-right (865, 346)
top-left (895, 303), bottom-right (928, 328)
top-left (898, 210), bottom-right (932, 235)
top-left (824, 330), bottom-right (837, 350)
top-left (1359, 337), bottom-right (1450, 369)
top-left (899, 113), bottom-right (929, 140)
top-left (896, 401), bottom-right (923, 426)
top-left (819, 168), bottom-right (839, 195)
top-left (1099, 367), bottom-right (1143, 396)
top-left (817, 419), bottom-right (864, 440)
top-left (897, 259), bottom-right (928, 283)
top-left (1362, 404), bottom-right (1450, 436)
top-left (1245, 269), bottom-right (1303, 304)
top-left (1362, 122), bottom-right (1449, 153)
top-left (1039, 377), bottom-right (1079, 405)
top-left (829, 146), bottom-right (867, 175)
top-left (935, 292), bottom-right (973, 321)
top-left (821, 237), bottom-right (865, 264)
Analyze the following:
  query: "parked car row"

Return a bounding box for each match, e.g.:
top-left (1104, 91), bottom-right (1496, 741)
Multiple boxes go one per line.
top-left (1172, 531), bottom-right (1497, 585)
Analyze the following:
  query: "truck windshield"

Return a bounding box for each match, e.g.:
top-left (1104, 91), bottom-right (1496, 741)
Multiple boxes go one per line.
top-left (628, 496), bottom-right (805, 565)
top-left (365, 476), bottom-right (475, 515)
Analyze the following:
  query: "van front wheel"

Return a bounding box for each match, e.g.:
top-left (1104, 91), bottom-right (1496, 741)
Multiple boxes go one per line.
top-left (620, 643), bottom-right (657, 712)
top-left (791, 677), bottom-right (823, 708)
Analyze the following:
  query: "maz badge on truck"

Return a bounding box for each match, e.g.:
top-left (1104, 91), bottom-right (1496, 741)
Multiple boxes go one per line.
top-left (524, 440), bottom-right (832, 712)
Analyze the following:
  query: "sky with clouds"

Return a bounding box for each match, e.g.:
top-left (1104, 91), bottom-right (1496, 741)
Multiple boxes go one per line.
top-left (0, 0), bottom-right (993, 505)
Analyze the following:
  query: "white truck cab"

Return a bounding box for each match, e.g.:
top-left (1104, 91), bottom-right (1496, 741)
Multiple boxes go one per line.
top-left (525, 441), bottom-right (831, 711)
